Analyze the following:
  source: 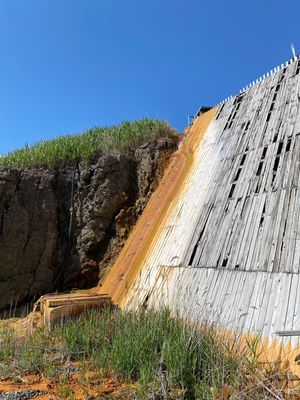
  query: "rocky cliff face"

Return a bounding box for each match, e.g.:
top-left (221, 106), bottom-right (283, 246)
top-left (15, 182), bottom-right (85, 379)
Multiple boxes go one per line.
top-left (0, 136), bottom-right (179, 309)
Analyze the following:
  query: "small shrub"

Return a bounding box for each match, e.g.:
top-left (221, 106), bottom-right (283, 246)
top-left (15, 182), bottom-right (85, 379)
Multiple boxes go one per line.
top-left (0, 327), bottom-right (16, 361)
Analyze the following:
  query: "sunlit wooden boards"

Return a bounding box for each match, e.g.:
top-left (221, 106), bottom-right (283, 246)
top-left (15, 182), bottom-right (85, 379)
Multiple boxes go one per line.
top-left (38, 293), bottom-right (113, 329)
top-left (122, 57), bottom-right (300, 343)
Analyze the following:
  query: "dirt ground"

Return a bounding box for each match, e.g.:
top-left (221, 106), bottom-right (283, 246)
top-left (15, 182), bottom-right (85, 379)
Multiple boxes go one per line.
top-left (0, 370), bottom-right (136, 400)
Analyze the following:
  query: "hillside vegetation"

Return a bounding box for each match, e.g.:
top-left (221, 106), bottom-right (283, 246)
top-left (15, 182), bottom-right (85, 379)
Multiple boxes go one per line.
top-left (0, 119), bottom-right (177, 168)
top-left (0, 308), bottom-right (242, 399)
top-left (0, 308), bottom-right (292, 399)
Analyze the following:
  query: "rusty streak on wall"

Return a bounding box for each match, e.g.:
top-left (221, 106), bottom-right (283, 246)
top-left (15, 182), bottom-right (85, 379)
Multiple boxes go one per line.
top-left (99, 108), bottom-right (217, 305)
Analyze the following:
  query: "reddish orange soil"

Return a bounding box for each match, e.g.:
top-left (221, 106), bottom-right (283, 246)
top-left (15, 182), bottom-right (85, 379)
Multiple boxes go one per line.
top-left (0, 370), bottom-right (135, 399)
top-left (0, 375), bottom-right (53, 399)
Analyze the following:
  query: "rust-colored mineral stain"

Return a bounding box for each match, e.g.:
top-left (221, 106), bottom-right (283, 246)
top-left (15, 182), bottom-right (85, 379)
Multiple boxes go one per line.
top-left (99, 108), bottom-right (217, 305)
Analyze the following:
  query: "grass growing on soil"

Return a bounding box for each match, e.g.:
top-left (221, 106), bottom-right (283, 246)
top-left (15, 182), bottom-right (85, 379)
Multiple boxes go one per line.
top-left (0, 308), bottom-right (295, 399)
top-left (0, 119), bottom-right (177, 168)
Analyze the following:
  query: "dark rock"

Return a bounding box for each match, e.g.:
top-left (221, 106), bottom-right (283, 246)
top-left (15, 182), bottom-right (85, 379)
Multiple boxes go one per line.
top-left (0, 390), bottom-right (46, 400)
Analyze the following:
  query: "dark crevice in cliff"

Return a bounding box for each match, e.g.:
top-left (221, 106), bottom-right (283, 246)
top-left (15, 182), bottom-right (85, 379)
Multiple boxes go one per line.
top-left (0, 206), bottom-right (8, 239)
top-left (17, 176), bottom-right (42, 274)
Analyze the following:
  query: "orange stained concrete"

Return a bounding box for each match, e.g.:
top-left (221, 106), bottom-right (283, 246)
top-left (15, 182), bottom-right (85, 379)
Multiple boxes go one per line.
top-left (99, 108), bottom-right (217, 305)
top-left (208, 328), bottom-right (300, 384)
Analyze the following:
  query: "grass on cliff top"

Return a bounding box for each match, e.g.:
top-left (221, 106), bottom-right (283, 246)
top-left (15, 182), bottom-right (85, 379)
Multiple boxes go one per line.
top-left (0, 119), bottom-right (177, 169)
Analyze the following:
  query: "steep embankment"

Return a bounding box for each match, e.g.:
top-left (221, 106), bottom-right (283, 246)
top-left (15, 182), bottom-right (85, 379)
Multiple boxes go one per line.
top-left (0, 122), bottom-right (179, 310)
top-left (100, 109), bottom-right (216, 305)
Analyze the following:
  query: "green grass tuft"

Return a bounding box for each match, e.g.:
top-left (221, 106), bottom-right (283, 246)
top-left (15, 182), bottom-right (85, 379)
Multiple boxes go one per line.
top-left (0, 308), bottom-right (243, 399)
top-left (0, 119), bottom-right (177, 168)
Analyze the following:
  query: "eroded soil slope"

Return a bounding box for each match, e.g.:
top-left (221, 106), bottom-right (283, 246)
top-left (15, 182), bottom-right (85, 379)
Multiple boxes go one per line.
top-left (0, 136), bottom-right (179, 309)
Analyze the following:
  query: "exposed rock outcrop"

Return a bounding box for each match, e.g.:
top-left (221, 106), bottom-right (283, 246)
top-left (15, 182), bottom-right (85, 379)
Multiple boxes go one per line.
top-left (0, 136), bottom-right (179, 309)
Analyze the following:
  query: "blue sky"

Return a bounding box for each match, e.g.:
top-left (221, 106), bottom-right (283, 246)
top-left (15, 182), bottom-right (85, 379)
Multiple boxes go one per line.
top-left (0, 0), bottom-right (299, 153)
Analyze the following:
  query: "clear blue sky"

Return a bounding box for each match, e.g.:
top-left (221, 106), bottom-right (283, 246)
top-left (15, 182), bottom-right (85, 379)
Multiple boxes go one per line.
top-left (0, 0), bottom-right (299, 154)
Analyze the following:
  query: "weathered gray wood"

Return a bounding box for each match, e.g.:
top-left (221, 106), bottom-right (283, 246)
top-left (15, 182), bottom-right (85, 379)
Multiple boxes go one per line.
top-left (122, 57), bottom-right (300, 343)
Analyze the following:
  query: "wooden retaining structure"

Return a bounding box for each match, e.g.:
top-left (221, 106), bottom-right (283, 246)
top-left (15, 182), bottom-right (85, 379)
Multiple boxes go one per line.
top-left (36, 293), bottom-right (113, 330)
top-left (100, 56), bottom-right (300, 375)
